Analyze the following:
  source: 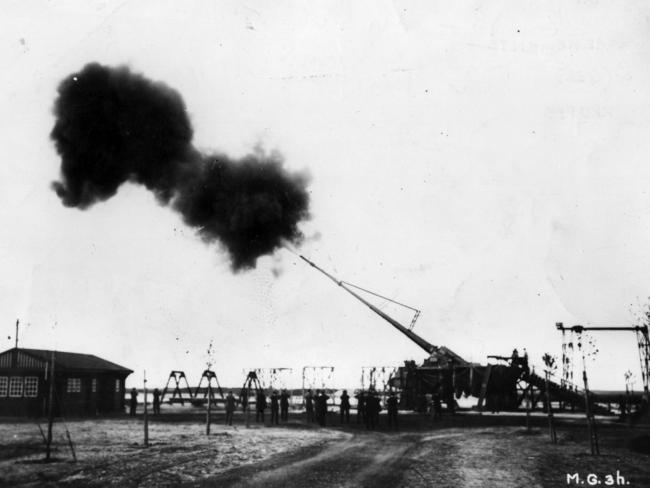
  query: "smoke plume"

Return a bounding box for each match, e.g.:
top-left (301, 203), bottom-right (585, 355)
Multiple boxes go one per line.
top-left (51, 63), bottom-right (310, 271)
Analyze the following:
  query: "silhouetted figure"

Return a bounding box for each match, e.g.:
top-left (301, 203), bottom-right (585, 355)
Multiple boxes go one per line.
top-left (314, 390), bottom-right (322, 424)
top-left (387, 392), bottom-right (398, 429)
top-left (365, 391), bottom-right (380, 429)
top-left (355, 391), bottom-right (366, 424)
top-left (340, 390), bottom-right (350, 424)
top-left (225, 391), bottom-right (236, 425)
top-left (316, 390), bottom-right (329, 426)
top-left (152, 388), bottom-right (161, 415)
top-left (270, 391), bottom-right (280, 425)
top-left (522, 348), bottom-right (530, 373)
top-left (619, 395), bottom-right (627, 419)
top-left (447, 392), bottom-right (456, 415)
top-left (305, 389), bottom-right (315, 423)
top-left (372, 393), bottom-right (381, 428)
top-left (432, 393), bottom-right (442, 419)
top-left (256, 391), bottom-right (267, 423)
top-left (129, 388), bottom-right (138, 416)
top-left (511, 348), bottom-right (520, 368)
top-left (280, 389), bottom-right (290, 421)
top-left (240, 389), bottom-right (249, 413)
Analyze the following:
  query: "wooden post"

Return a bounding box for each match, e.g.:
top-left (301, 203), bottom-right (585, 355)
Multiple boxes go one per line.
top-left (581, 362), bottom-right (599, 455)
top-left (37, 423), bottom-right (47, 445)
top-left (544, 372), bottom-right (557, 443)
top-left (46, 351), bottom-right (55, 460)
top-left (302, 367), bottom-right (306, 409)
top-left (525, 384), bottom-right (532, 433)
top-left (65, 428), bottom-right (77, 462)
top-left (245, 388), bottom-right (251, 428)
top-left (143, 371), bottom-right (149, 448)
top-left (206, 379), bottom-right (212, 435)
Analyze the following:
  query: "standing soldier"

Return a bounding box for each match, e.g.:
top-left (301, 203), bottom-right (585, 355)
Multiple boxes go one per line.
top-left (511, 348), bottom-right (520, 367)
top-left (280, 389), bottom-right (290, 421)
top-left (364, 390), bottom-right (372, 429)
top-left (365, 390), bottom-right (379, 429)
top-left (447, 386), bottom-right (457, 415)
top-left (129, 388), bottom-right (138, 417)
top-left (152, 388), bottom-right (161, 415)
top-left (315, 390), bottom-right (323, 425)
top-left (386, 391), bottom-right (398, 429)
top-left (355, 390), bottom-right (365, 425)
top-left (618, 395), bottom-right (627, 419)
top-left (432, 392), bottom-right (443, 420)
top-left (447, 392), bottom-right (456, 415)
top-left (305, 389), bottom-right (315, 423)
top-left (256, 390), bottom-right (267, 423)
top-left (240, 388), bottom-right (249, 413)
top-left (225, 391), bottom-right (236, 426)
top-left (270, 391), bottom-right (280, 426)
top-left (316, 390), bottom-right (329, 426)
top-left (322, 390), bottom-right (330, 426)
top-left (373, 391), bottom-right (382, 429)
top-left (339, 390), bottom-right (351, 424)
top-left (522, 348), bottom-right (530, 373)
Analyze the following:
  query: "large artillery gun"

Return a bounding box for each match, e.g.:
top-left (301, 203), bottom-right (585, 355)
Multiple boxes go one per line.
top-left (299, 255), bottom-right (496, 410)
top-left (299, 255), bottom-right (612, 414)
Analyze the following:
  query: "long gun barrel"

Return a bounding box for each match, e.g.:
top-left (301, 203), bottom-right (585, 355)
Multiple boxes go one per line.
top-left (300, 255), bottom-right (438, 354)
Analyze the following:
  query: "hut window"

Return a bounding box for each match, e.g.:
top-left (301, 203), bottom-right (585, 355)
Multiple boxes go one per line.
top-left (115, 379), bottom-right (120, 392)
top-left (24, 377), bottom-right (38, 397)
top-left (0, 377), bottom-right (7, 396)
top-left (67, 378), bottom-right (81, 393)
top-left (9, 377), bottom-right (23, 397)
top-left (91, 378), bottom-right (97, 393)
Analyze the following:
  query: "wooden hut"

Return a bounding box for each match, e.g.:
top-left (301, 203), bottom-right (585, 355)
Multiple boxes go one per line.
top-left (0, 347), bottom-right (132, 416)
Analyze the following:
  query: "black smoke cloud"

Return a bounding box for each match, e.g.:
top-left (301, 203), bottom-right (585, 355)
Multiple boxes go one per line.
top-left (51, 63), bottom-right (310, 271)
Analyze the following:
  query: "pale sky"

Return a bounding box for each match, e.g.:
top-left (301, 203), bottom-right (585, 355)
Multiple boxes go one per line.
top-left (2, 0), bottom-right (650, 391)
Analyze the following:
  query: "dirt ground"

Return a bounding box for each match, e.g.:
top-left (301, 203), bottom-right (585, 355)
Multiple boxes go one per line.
top-left (2, 411), bottom-right (650, 487)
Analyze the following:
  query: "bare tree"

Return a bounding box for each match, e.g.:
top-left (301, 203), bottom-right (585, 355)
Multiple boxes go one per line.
top-left (542, 353), bottom-right (557, 444)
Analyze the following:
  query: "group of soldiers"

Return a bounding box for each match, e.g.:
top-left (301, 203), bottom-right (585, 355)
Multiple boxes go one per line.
top-left (511, 348), bottom-right (529, 372)
top-left (128, 386), bottom-right (402, 429)
top-left (129, 387), bottom-right (162, 416)
top-left (227, 387), bottom-right (401, 429)
top-left (249, 389), bottom-right (292, 425)
top-left (304, 389), bottom-right (331, 425)
top-left (355, 390), bottom-right (399, 429)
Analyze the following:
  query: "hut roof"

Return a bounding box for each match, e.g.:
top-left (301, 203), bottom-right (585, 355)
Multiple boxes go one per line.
top-left (0, 348), bottom-right (133, 374)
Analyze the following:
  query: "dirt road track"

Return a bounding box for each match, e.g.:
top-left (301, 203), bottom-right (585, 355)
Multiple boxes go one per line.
top-left (5, 418), bottom-right (650, 487)
top-left (196, 432), bottom-right (421, 488)
top-left (193, 427), bottom-right (636, 488)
